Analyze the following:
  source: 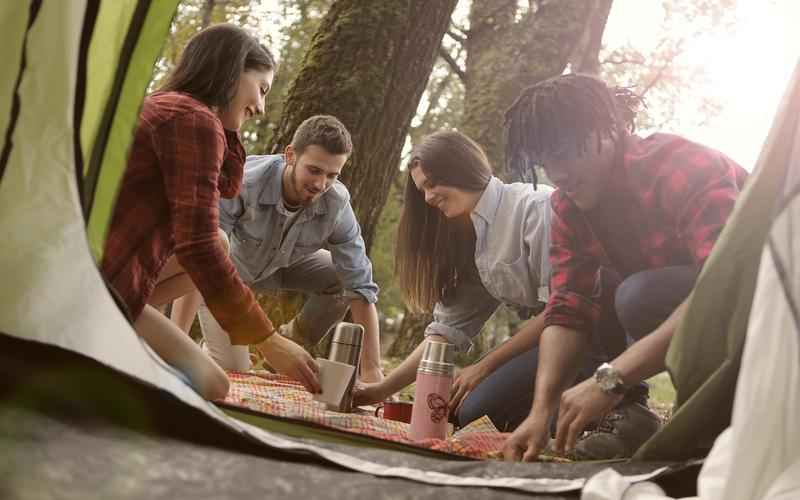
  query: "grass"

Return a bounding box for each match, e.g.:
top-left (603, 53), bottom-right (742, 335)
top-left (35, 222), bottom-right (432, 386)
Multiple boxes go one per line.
top-left (646, 371), bottom-right (676, 421)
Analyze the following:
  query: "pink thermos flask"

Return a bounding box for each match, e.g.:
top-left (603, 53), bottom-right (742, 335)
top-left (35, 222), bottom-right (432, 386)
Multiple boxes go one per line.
top-left (409, 340), bottom-right (455, 441)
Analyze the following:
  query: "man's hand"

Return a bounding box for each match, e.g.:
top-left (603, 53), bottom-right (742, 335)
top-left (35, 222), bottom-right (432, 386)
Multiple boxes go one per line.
top-left (502, 414), bottom-right (551, 461)
top-left (352, 380), bottom-right (391, 406)
top-left (450, 361), bottom-right (492, 413)
top-left (554, 377), bottom-right (623, 453)
top-left (256, 334), bottom-right (321, 393)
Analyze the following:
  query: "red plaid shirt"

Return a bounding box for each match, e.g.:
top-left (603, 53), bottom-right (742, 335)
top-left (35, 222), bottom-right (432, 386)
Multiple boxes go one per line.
top-left (544, 133), bottom-right (748, 333)
top-left (101, 92), bottom-right (274, 343)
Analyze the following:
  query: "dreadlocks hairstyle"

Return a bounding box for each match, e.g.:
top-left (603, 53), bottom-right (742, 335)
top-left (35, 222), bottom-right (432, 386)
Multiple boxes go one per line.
top-left (395, 131), bottom-right (491, 313)
top-left (503, 73), bottom-right (644, 186)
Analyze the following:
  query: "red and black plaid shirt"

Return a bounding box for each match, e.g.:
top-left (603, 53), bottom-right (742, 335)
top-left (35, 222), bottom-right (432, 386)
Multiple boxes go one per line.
top-left (544, 133), bottom-right (748, 333)
top-left (101, 92), bottom-right (273, 343)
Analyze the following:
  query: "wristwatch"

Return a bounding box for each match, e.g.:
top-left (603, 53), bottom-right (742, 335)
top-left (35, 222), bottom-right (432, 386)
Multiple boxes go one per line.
top-left (594, 362), bottom-right (627, 395)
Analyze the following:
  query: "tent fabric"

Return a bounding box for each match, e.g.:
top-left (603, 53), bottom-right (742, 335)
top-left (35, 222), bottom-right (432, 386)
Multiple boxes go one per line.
top-left (635, 59), bottom-right (800, 461)
top-left (582, 60), bottom-right (800, 499)
top-left (82, 0), bottom-right (182, 258)
top-left (223, 372), bottom-right (508, 459)
top-left (0, 1), bottom-right (691, 495)
top-left (0, 333), bottom-right (697, 499)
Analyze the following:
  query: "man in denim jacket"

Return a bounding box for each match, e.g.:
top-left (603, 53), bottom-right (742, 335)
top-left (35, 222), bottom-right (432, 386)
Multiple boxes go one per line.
top-left (173, 115), bottom-right (382, 382)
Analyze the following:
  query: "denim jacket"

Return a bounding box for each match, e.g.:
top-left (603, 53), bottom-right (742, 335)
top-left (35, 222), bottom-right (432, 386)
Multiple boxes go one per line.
top-left (219, 155), bottom-right (378, 304)
top-left (424, 177), bottom-right (553, 351)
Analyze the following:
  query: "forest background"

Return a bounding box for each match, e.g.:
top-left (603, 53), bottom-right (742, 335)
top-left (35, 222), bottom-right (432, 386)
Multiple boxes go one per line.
top-left (149, 0), bottom-right (797, 387)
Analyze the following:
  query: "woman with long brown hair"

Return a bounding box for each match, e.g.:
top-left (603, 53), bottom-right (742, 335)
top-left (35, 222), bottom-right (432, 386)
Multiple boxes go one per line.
top-left (101, 24), bottom-right (320, 400)
top-left (354, 130), bottom-right (554, 430)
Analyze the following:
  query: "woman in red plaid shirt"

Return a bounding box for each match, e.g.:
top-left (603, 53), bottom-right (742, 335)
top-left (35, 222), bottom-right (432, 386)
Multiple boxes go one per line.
top-left (101, 25), bottom-right (321, 400)
top-left (501, 74), bottom-right (747, 461)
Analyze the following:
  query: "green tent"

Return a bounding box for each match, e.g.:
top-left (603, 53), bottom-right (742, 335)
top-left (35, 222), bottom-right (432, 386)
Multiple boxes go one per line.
top-left (7, 1), bottom-right (783, 497)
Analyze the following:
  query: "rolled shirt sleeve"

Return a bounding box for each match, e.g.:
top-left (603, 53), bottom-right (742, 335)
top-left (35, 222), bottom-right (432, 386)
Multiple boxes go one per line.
top-left (544, 194), bottom-right (603, 334)
top-left (327, 197), bottom-right (379, 304)
top-left (425, 280), bottom-right (501, 353)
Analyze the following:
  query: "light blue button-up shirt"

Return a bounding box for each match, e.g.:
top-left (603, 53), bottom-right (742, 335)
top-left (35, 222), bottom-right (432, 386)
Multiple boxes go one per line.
top-left (424, 177), bottom-right (553, 352)
top-left (219, 155), bottom-right (379, 304)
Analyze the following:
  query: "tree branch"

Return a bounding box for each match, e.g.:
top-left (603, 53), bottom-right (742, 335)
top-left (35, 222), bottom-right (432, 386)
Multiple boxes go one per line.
top-left (601, 54), bottom-right (647, 66)
top-left (201, 0), bottom-right (217, 29)
top-left (640, 39), bottom-right (684, 98)
top-left (446, 29), bottom-right (466, 44)
top-left (568, 0), bottom-right (613, 74)
top-left (439, 46), bottom-right (465, 83)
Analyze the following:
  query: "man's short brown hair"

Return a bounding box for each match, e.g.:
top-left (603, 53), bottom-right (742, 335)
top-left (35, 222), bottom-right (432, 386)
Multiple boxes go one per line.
top-left (291, 115), bottom-right (353, 156)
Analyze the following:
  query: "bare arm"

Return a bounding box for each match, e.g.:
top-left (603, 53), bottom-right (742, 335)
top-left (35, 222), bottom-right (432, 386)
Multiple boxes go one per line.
top-left (532, 326), bottom-right (588, 415)
top-left (353, 334), bottom-right (447, 405)
top-left (552, 298), bottom-right (689, 453)
top-left (449, 313), bottom-right (546, 411)
top-left (349, 299), bottom-right (383, 382)
top-left (503, 325), bottom-right (589, 461)
top-left (613, 298), bottom-right (687, 384)
top-left (482, 312), bottom-right (545, 372)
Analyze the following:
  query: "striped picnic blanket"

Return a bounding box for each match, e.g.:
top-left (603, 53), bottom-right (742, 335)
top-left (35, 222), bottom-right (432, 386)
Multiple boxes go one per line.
top-left (222, 371), bottom-right (507, 459)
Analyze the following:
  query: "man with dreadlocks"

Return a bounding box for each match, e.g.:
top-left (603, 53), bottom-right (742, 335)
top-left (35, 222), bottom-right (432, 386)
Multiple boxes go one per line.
top-left (501, 74), bottom-right (747, 461)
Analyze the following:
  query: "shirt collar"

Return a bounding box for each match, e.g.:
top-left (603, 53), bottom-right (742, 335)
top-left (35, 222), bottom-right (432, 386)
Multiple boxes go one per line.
top-left (257, 157), bottom-right (285, 206)
top-left (471, 176), bottom-right (503, 224)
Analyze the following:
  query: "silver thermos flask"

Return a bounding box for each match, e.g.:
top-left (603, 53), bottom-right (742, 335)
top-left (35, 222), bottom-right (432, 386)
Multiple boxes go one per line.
top-left (325, 322), bottom-right (364, 412)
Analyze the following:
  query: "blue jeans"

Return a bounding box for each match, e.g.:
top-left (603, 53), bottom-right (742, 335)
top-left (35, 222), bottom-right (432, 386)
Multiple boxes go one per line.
top-left (455, 265), bottom-right (699, 431)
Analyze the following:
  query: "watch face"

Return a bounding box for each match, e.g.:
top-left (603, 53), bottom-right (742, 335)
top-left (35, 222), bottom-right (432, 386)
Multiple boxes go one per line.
top-left (598, 375), bottom-right (616, 391)
top-left (596, 364), bottom-right (621, 392)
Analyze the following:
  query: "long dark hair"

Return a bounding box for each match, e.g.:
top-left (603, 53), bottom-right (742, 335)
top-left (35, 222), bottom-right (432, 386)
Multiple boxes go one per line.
top-left (396, 131), bottom-right (492, 312)
top-left (504, 73), bottom-right (643, 185)
top-left (161, 23), bottom-right (276, 108)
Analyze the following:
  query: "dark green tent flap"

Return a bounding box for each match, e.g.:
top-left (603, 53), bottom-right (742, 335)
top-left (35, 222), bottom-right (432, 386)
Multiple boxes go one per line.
top-left (636, 59), bottom-right (800, 461)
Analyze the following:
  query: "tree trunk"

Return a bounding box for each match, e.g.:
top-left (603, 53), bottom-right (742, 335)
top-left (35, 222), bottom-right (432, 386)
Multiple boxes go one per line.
top-left (462, 0), bottom-right (614, 179)
top-left (387, 312), bottom-right (431, 358)
top-left (268, 0), bottom-right (459, 251)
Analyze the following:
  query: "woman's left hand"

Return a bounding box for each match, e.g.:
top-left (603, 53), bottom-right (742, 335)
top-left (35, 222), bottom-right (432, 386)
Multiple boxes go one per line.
top-left (449, 360), bottom-right (492, 414)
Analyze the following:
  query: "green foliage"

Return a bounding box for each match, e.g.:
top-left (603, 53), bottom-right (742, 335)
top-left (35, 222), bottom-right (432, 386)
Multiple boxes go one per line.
top-left (150, 0), bottom-right (332, 153)
top-left (370, 175), bottom-right (405, 317)
top-left (600, 0), bottom-right (738, 130)
top-left (242, 0), bottom-right (332, 153)
top-left (150, 0), bottom-right (265, 91)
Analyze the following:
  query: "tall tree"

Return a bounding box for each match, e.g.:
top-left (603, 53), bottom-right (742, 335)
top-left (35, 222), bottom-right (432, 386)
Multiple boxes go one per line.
top-left (461, 0), bottom-right (614, 178)
top-left (269, 0), bottom-right (459, 251)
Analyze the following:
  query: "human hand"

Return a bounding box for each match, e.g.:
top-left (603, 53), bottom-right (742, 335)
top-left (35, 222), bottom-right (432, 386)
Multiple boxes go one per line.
top-left (256, 334), bottom-right (321, 393)
top-left (352, 380), bottom-right (392, 406)
top-left (449, 361), bottom-right (492, 413)
top-left (502, 414), bottom-right (551, 461)
top-left (554, 377), bottom-right (623, 454)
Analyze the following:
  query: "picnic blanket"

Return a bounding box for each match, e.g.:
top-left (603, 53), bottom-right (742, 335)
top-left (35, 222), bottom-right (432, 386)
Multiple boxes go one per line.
top-left (222, 371), bottom-right (507, 459)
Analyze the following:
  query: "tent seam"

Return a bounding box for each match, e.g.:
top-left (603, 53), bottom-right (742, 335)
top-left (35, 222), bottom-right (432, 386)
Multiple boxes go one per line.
top-left (82, 0), bottom-right (152, 218)
top-left (0, 0), bottom-right (43, 184)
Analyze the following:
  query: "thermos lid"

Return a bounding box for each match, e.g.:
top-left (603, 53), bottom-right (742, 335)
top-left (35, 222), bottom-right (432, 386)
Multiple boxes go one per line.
top-left (331, 322), bottom-right (364, 346)
top-left (418, 340), bottom-right (455, 376)
top-left (421, 340), bottom-right (454, 364)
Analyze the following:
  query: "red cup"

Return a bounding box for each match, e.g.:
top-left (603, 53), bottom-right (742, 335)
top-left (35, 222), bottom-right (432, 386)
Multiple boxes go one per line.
top-left (375, 401), bottom-right (413, 423)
